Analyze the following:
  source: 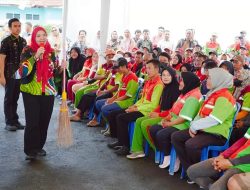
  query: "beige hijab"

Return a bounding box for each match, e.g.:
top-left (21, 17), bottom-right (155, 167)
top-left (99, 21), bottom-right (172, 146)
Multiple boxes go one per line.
top-left (206, 68), bottom-right (233, 99)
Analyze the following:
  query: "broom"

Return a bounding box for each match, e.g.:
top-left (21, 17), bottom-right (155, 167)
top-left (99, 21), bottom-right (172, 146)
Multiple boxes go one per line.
top-left (57, 0), bottom-right (73, 148)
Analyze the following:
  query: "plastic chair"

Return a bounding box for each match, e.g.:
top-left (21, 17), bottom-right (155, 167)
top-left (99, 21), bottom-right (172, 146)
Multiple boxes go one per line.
top-left (200, 102), bottom-right (241, 161)
top-left (127, 84), bottom-right (143, 144)
top-left (169, 146), bottom-right (177, 175)
top-left (167, 146), bottom-right (187, 179)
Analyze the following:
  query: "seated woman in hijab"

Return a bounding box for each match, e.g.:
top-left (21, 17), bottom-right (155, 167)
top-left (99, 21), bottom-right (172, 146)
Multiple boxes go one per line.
top-left (148, 72), bottom-right (202, 170)
top-left (219, 60), bottom-right (235, 93)
top-left (67, 47), bottom-right (86, 80)
top-left (71, 48), bottom-right (97, 93)
top-left (172, 68), bottom-right (236, 179)
top-left (200, 59), bottom-right (218, 96)
top-left (66, 47), bottom-right (86, 103)
top-left (126, 67), bottom-right (180, 159)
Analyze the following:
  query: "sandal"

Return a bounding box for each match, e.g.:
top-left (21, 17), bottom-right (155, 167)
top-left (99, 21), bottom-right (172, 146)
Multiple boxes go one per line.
top-left (70, 115), bottom-right (81, 122)
top-left (87, 120), bottom-right (100, 127)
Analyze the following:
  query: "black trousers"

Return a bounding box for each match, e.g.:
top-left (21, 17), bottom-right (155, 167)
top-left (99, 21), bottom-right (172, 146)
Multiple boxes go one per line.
top-left (77, 92), bottom-right (112, 114)
top-left (106, 109), bottom-right (126, 138)
top-left (149, 125), bottom-right (178, 155)
top-left (171, 129), bottom-right (226, 172)
top-left (77, 92), bottom-right (96, 113)
top-left (116, 111), bottom-right (144, 148)
top-left (4, 78), bottom-right (21, 125)
top-left (22, 92), bottom-right (54, 155)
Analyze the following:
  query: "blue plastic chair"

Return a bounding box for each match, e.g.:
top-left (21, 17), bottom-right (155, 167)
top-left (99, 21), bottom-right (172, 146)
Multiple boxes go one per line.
top-left (200, 102), bottom-right (241, 161)
top-left (144, 141), bottom-right (164, 164)
top-left (169, 146), bottom-right (177, 175)
top-left (127, 84), bottom-right (143, 141)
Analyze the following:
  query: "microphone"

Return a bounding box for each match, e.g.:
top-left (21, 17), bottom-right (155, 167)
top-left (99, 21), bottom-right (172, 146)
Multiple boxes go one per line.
top-left (40, 42), bottom-right (45, 47)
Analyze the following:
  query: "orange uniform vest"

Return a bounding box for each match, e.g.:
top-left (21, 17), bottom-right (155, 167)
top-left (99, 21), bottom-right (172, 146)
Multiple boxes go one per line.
top-left (141, 76), bottom-right (162, 103)
top-left (171, 88), bottom-right (202, 116)
top-left (118, 72), bottom-right (138, 97)
top-left (199, 88), bottom-right (235, 118)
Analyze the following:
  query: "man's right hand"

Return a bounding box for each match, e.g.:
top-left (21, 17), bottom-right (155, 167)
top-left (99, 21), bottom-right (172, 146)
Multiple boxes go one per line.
top-left (0, 77), bottom-right (6, 86)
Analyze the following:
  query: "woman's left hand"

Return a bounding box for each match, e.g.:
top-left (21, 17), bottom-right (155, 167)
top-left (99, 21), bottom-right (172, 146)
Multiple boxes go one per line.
top-left (189, 128), bottom-right (196, 138)
top-left (149, 112), bottom-right (159, 118)
top-left (162, 121), bottom-right (171, 128)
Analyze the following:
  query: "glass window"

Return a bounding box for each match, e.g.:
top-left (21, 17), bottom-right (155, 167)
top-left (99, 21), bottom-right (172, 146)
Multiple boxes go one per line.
top-left (33, 14), bottom-right (39, 20)
top-left (14, 14), bottom-right (20, 19)
top-left (26, 14), bottom-right (32, 20)
top-left (6, 13), bottom-right (13, 19)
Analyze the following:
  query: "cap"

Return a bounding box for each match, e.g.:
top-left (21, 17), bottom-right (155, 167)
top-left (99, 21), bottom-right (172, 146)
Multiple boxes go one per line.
top-left (185, 48), bottom-right (193, 52)
top-left (116, 49), bottom-right (125, 54)
top-left (240, 30), bottom-right (247, 34)
top-left (209, 50), bottom-right (217, 56)
top-left (211, 33), bottom-right (217, 37)
top-left (131, 47), bottom-right (139, 52)
top-left (112, 57), bottom-right (128, 69)
top-left (231, 55), bottom-right (244, 63)
top-left (143, 46), bottom-right (150, 51)
top-left (195, 51), bottom-right (206, 57)
top-left (111, 53), bottom-right (123, 62)
top-left (195, 44), bottom-right (202, 49)
top-left (240, 46), bottom-right (247, 50)
top-left (105, 49), bottom-right (116, 56)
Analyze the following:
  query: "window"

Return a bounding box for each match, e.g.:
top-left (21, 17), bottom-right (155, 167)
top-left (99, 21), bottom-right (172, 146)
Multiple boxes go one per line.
top-left (6, 13), bottom-right (20, 19)
top-left (14, 14), bottom-right (20, 19)
top-left (6, 13), bottom-right (13, 19)
top-left (33, 14), bottom-right (39, 20)
top-left (26, 14), bottom-right (32, 20)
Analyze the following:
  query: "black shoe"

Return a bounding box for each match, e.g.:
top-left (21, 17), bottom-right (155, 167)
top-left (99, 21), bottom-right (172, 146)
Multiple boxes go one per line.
top-left (114, 146), bottom-right (130, 156)
top-left (5, 124), bottom-right (17, 131)
top-left (25, 153), bottom-right (37, 160)
top-left (187, 178), bottom-right (195, 184)
top-left (37, 149), bottom-right (47, 157)
top-left (15, 122), bottom-right (25, 130)
top-left (107, 141), bottom-right (122, 149)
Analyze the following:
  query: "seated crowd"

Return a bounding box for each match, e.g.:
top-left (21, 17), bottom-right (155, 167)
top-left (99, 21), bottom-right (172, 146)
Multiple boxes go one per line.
top-left (64, 28), bottom-right (250, 190)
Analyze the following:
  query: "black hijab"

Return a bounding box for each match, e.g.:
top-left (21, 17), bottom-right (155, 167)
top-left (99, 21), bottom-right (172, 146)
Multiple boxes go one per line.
top-left (181, 72), bottom-right (200, 95)
top-left (68, 47), bottom-right (86, 77)
top-left (219, 61), bottom-right (234, 76)
top-left (160, 67), bottom-right (181, 111)
top-left (172, 54), bottom-right (182, 69)
top-left (180, 63), bottom-right (192, 72)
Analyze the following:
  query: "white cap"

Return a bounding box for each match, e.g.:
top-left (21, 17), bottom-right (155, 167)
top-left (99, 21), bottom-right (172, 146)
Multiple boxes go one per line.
top-left (111, 54), bottom-right (123, 62)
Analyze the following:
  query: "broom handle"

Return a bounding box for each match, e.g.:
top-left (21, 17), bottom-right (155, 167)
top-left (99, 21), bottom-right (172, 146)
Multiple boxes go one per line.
top-left (61, 0), bottom-right (68, 100)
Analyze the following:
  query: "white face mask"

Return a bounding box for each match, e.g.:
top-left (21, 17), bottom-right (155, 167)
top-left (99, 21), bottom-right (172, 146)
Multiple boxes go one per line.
top-left (125, 57), bottom-right (130, 62)
top-left (201, 67), bottom-right (205, 75)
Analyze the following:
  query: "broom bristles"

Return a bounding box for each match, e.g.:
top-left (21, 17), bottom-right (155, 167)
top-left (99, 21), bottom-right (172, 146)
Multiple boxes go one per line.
top-left (57, 97), bottom-right (73, 148)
